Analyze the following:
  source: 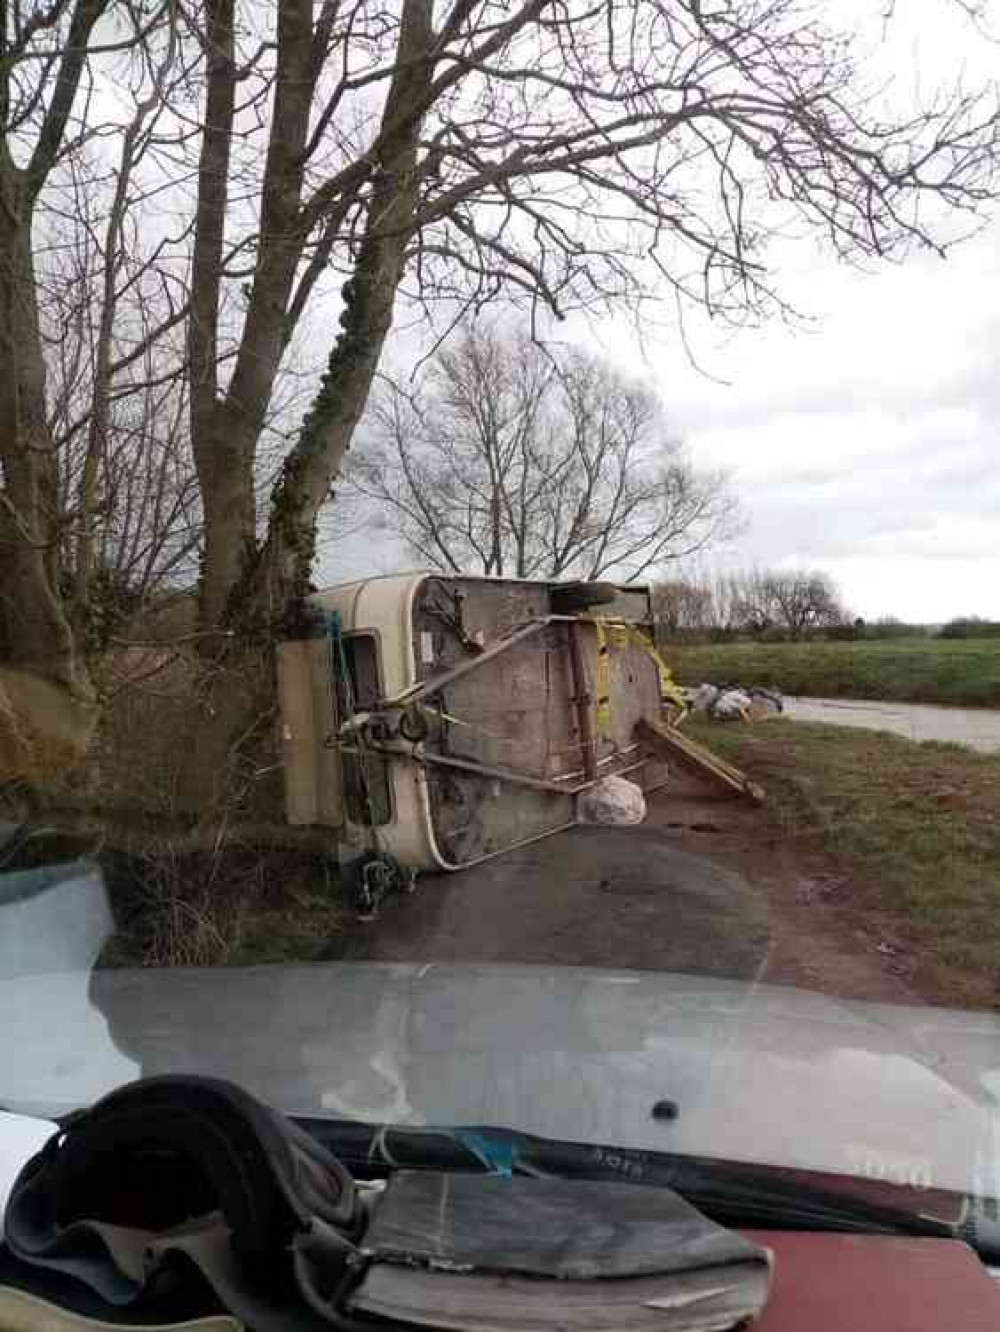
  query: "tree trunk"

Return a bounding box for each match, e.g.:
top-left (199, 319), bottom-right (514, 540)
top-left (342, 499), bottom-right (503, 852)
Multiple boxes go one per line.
top-left (188, 0), bottom-right (242, 635)
top-left (0, 163), bottom-right (83, 695)
top-left (197, 436), bottom-right (259, 632)
top-left (243, 0), bottom-right (435, 626)
top-left (191, 0), bottom-right (321, 638)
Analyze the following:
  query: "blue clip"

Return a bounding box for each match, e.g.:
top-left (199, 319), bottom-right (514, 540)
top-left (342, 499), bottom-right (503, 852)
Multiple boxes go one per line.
top-left (453, 1129), bottom-right (516, 1177)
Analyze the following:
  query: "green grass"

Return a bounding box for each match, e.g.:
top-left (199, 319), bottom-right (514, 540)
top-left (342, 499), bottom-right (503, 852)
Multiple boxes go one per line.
top-left (688, 716), bottom-right (1000, 1005)
top-left (667, 638), bottom-right (1000, 708)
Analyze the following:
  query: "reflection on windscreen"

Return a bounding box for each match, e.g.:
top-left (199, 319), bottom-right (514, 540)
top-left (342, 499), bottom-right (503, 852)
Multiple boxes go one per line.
top-left (1, 852), bottom-right (998, 1206)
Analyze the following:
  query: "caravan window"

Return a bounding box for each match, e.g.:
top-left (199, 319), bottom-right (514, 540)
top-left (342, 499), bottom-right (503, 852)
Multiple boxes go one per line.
top-left (334, 633), bottom-right (381, 712)
top-left (335, 633), bottom-right (392, 827)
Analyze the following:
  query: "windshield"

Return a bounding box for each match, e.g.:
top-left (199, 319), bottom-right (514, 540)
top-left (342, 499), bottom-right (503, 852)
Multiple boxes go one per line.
top-left (2, 0), bottom-right (1000, 1257)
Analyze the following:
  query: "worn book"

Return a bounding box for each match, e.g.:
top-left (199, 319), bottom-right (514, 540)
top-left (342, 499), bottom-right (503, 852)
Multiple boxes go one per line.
top-left (348, 1171), bottom-right (772, 1332)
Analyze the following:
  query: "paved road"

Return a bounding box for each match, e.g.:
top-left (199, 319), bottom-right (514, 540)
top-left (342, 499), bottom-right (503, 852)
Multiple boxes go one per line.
top-left (786, 696), bottom-right (1000, 753)
top-left (342, 822), bottom-right (774, 980)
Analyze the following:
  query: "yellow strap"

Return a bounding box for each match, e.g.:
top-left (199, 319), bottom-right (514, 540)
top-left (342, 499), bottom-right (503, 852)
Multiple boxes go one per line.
top-left (589, 618), bottom-right (686, 718)
top-left (626, 626), bottom-right (687, 713)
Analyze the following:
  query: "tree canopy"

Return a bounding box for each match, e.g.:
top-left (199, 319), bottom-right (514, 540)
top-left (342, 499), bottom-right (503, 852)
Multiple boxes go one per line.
top-left (353, 325), bottom-right (737, 581)
top-left (0, 0), bottom-right (996, 698)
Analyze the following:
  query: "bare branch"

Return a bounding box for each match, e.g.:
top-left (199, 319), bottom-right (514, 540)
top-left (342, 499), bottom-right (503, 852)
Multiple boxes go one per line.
top-left (25, 0), bottom-right (111, 197)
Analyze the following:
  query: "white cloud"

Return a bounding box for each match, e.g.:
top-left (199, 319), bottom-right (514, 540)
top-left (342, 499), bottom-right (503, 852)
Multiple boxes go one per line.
top-left (557, 220), bottom-right (1000, 622)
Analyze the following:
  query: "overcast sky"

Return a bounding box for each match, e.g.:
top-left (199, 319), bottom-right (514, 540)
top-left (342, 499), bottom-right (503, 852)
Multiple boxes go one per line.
top-left (575, 219), bottom-right (1000, 624)
top-left (326, 220), bottom-right (1000, 625)
top-left (320, 2), bottom-right (1000, 624)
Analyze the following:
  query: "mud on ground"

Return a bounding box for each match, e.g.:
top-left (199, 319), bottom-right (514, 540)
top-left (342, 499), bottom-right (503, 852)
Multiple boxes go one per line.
top-left (340, 772), bottom-right (923, 1006)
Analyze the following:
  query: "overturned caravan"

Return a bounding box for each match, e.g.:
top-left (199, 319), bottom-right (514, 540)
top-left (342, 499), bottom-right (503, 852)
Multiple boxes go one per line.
top-left (276, 572), bottom-right (680, 876)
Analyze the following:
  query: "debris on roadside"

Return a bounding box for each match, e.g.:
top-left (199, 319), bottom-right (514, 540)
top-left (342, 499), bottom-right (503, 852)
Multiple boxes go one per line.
top-left (713, 687), bottom-right (754, 721)
top-left (686, 683), bottom-right (784, 723)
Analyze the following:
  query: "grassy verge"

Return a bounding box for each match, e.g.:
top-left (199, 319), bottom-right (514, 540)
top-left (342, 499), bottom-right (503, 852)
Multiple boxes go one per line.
top-left (0, 808), bottom-right (348, 969)
top-left (97, 847), bottom-right (344, 968)
top-left (667, 639), bottom-right (1000, 708)
top-left (687, 716), bottom-right (1000, 1006)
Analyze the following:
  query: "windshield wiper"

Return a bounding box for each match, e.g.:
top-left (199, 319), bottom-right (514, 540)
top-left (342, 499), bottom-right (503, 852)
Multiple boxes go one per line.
top-left (296, 1117), bottom-right (972, 1251)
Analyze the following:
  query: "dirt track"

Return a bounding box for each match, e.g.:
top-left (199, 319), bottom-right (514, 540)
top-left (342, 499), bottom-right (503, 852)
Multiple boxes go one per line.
top-left (341, 775), bottom-right (919, 1004)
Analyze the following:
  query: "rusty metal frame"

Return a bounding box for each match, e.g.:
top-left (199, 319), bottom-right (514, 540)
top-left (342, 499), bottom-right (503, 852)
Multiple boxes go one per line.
top-left (383, 616), bottom-right (556, 707)
top-left (361, 613), bottom-right (658, 798)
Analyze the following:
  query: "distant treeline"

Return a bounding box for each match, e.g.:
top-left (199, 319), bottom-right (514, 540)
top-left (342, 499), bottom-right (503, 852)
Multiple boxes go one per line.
top-left (937, 618), bottom-right (1000, 640)
top-left (660, 619), bottom-right (932, 646)
top-left (651, 570), bottom-right (1000, 644)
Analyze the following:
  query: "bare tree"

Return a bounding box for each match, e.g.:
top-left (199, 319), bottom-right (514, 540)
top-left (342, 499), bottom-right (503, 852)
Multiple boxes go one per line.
top-left (721, 569), bottom-right (774, 636)
top-left (0, 0), bottom-right (997, 709)
top-left (652, 578), bottom-right (718, 639)
top-left (761, 569), bottom-right (847, 638)
top-left (41, 214), bottom-right (201, 619)
top-left (0, 0), bottom-right (192, 693)
top-left (722, 567), bottom-right (847, 638)
top-left (350, 326), bottom-right (736, 581)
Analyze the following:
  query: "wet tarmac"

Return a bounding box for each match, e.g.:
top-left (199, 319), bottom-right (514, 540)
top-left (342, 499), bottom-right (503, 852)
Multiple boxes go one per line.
top-left (785, 697), bottom-right (1000, 753)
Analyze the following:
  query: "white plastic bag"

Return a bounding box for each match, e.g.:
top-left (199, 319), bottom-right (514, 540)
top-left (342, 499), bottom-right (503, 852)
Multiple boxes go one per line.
top-left (576, 775), bottom-right (647, 826)
top-left (712, 688), bottom-right (753, 721)
top-left (691, 683), bottom-right (720, 713)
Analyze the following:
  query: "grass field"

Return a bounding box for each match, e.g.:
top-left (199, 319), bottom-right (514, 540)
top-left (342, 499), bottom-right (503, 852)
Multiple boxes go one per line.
top-left (688, 717), bottom-right (1000, 1005)
top-left (668, 638), bottom-right (1000, 708)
